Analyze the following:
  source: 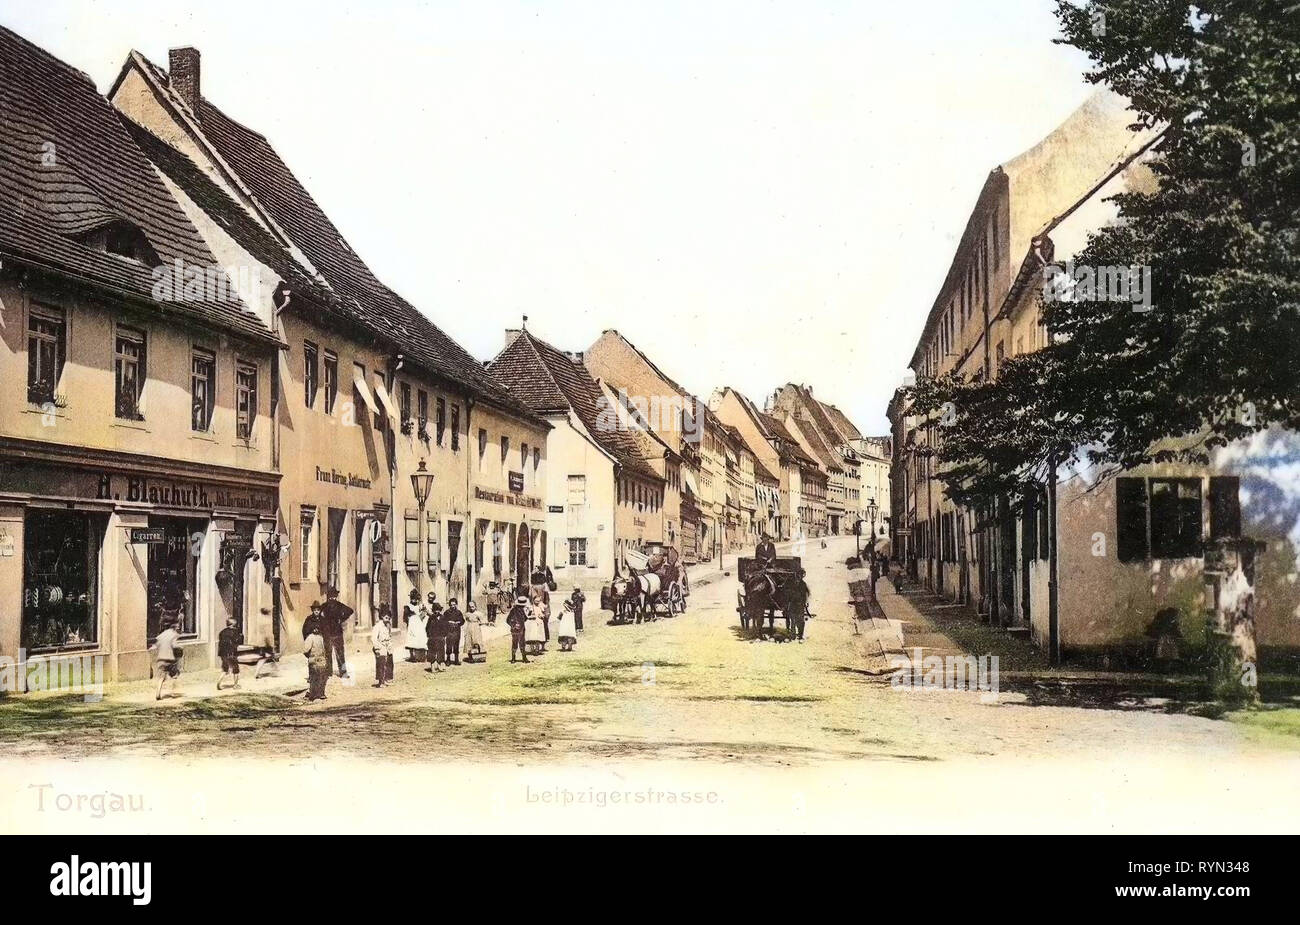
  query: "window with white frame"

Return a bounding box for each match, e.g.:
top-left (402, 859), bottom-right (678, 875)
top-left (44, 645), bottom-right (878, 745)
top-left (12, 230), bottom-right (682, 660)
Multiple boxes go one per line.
top-left (568, 537), bottom-right (587, 566)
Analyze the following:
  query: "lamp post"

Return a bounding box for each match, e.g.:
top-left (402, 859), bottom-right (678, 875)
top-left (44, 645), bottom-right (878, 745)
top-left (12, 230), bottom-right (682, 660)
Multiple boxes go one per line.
top-left (410, 458), bottom-right (435, 597)
top-left (866, 498), bottom-right (879, 580)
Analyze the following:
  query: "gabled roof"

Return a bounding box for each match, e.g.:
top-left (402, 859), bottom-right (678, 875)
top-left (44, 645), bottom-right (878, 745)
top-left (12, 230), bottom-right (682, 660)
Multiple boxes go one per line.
top-left (489, 330), bottom-right (660, 481)
top-left (758, 412), bottom-right (820, 470)
top-left (117, 50), bottom-right (541, 423)
top-left (598, 328), bottom-right (692, 399)
top-left (819, 400), bottom-right (862, 443)
top-left (0, 26), bottom-right (277, 346)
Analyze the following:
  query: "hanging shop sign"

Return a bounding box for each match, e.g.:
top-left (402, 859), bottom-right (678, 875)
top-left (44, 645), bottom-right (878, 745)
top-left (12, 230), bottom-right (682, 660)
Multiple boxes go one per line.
top-left (508, 471), bottom-right (525, 493)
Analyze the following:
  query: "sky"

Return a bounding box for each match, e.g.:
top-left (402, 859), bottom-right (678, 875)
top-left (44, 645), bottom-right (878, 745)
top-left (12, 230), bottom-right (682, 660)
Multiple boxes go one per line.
top-left (7, 0), bottom-right (1099, 434)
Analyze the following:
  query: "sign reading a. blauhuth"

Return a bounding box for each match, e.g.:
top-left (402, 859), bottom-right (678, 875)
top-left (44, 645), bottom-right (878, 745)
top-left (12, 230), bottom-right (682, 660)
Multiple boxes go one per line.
top-left (0, 461), bottom-right (278, 518)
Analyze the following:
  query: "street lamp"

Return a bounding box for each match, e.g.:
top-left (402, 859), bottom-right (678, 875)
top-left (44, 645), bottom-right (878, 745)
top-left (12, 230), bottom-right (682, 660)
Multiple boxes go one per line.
top-left (866, 498), bottom-right (879, 576)
top-left (410, 458), bottom-right (435, 596)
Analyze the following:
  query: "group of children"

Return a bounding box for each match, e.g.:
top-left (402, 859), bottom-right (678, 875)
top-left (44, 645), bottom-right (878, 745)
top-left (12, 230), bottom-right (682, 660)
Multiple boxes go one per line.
top-left (151, 584), bottom-right (592, 704)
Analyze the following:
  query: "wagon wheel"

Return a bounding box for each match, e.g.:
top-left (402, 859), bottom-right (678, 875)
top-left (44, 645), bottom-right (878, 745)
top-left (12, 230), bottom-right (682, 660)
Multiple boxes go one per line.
top-left (737, 589), bottom-right (748, 630)
top-left (668, 581), bottom-right (686, 615)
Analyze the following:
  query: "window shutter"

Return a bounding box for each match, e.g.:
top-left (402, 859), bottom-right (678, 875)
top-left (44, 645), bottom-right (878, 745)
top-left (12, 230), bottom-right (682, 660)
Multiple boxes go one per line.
top-left (427, 516), bottom-right (441, 571)
top-left (1209, 476), bottom-right (1241, 541)
top-left (1116, 478), bottom-right (1148, 563)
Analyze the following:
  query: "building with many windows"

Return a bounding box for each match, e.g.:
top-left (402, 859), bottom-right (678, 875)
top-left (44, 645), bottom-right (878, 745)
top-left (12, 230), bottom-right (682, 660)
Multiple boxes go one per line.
top-left (0, 27), bottom-right (282, 680)
top-left (488, 328), bottom-right (663, 596)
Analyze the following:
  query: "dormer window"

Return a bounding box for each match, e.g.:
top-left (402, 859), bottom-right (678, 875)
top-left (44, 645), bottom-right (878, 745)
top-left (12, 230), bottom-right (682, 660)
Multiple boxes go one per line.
top-left (79, 220), bottom-right (160, 266)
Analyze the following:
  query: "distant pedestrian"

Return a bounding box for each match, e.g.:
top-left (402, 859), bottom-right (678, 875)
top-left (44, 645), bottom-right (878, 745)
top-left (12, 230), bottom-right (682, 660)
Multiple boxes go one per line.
top-left (153, 616), bottom-right (183, 701)
top-left (444, 598), bottom-right (465, 666)
top-left (426, 592), bottom-right (447, 673)
top-left (464, 601), bottom-right (485, 662)
top-left (507, 595), bottom-right (530, 663)
top-left (320, 586), bottom-right (353, 678)
top-left (555, 600), bottom-right (578, 652)
top-left (402, 589), bottom-right (427, 662)
top-left (304, 625), bottom-right (328, 701)
top-left (217, 616), bottom-right (242, 691)
top-left (371, 606), bottom-right (393, 687)
top-left (569, 587), bottom-right (586, 632)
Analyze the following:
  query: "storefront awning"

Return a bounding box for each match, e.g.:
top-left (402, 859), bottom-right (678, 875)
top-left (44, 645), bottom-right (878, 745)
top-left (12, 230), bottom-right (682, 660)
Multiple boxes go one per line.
top-left (683, 469), bottom-right (699, 496)
top-left (373, 378), bottom-right (400, 422)
top-left (353, 368), bottom-right (380, 416)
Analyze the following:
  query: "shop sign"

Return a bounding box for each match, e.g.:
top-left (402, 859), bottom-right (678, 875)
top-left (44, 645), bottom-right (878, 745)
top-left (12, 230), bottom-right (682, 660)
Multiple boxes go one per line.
top-left (508, 471), bottom-right (525, 493)
top-left (314, 467), bottom-right (373, 490)
top-left (129, 528), bottom-right (166, 544)
top-left (548, 505), bottom-right (564, 513)
top-left (474, 485), bottom-right (542, 511)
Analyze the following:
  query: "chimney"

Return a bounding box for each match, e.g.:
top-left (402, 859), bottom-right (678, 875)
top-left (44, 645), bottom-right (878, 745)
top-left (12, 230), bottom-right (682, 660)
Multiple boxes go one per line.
top-left (168, 47), bottom-right (201, 115)
top-left (504, 329), bottom-right (523, 349)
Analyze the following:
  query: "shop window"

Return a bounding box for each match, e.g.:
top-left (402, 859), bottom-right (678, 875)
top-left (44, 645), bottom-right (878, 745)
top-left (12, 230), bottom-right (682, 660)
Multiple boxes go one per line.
top-left (404, 516), bottom-right (420, 569)
top-left (326, 508), bottom-right (346, 592)
top-left (27, 304), bottom-right (65, 405)
top-left (474, 519), bottom-right (487, 573)
top-left (300, 507), bottom-right (317, 581)
top-left (491, 526), bottom-right (503, 578)
top-left (304, 341), bottom-right (319, 409)
top-left (114, 325), bottom-right (146, 420)
top-left (236, 361), bottom-right (257, 441)
top-left (22, 510), bottom-right (100, 652)
top-left (323, 350), bottom-right (338, 414)
top-left (450, 405), bottom-right (460, 451)
top-left (146, 518), bottom-right (206, 641)
top-left (436, 397), bottom-right (446, 446)
top-left (191, 348), bottom-right (216, 432)
top-left (1209, 476), bottom-right (1242, 541)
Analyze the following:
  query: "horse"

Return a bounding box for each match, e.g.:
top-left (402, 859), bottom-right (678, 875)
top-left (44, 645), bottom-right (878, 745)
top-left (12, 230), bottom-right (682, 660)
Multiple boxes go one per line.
top-left (742, 568), bottom-right (785, 637)
top-left (631, 571), bottom-right (663, 623)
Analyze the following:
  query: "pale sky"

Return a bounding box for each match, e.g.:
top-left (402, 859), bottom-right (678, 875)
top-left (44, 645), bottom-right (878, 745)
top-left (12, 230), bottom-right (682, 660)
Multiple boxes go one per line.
top-left (10, 0), bottom-right (1097, 433)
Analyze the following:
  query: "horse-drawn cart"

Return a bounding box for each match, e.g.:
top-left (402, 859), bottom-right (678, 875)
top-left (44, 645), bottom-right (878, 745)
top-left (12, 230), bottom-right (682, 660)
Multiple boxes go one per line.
top-left (736, 556), bottom-right (804, 635)
top-left (601, 543), bottom-right (689, 623)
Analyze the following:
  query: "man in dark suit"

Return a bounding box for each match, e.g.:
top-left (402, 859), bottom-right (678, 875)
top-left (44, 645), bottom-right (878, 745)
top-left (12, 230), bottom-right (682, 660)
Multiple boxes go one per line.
top-left (506, 596), bottom-right (530, 663)
top-left (784, 568), bottom-right (811, 641)
top-left (319, 587), bottom-right (353, 678)
top-left (444, 597), bottom-right (465, 666)
top-left (755, 533), bottom-right (778, 570)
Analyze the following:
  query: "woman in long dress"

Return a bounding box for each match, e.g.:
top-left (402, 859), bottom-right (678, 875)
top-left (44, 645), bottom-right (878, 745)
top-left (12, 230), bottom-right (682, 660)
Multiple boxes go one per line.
top-left (524, 598), bottom-right (546, 656)
top-left (463, 601), bottom-right (486, 662)
top-left (553, 599), bottom-right (578, 652)
top-left (403, 591), bottom-right (428, 662)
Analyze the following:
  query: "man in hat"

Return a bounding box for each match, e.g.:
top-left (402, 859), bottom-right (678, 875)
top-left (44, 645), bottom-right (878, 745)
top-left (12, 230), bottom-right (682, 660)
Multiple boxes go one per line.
top-left (506, 595), bottom-right (530, 663)
top-left (319, 586), bottom-right (353, 678)
top-left (570, 586), bottom-right (586, 632)
top-left (302, 600), bottom-right (324, 641)
top-left (784, 568), bottom-right (811, 642)
top-left (425, 592), bottom-right (447, 673)
top-left (755, 532), bottom-right (777, 570)
top-left (444, 597), bottom-right (465, 666)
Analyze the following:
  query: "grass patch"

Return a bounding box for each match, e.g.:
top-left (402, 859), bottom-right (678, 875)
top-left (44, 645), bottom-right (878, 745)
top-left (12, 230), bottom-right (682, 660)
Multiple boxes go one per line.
top-left (1227, 707), bottom-right (1300, 748)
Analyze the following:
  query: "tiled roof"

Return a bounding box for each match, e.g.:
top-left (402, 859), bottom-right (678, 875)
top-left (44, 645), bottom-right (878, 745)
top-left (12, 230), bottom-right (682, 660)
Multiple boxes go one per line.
top-left (819, 400), bottom-right (862, 442)
top-left (0, 26), bottom-right (277, 346)
top-left (491, 331), bottom-right (660, 481)
top-left (758, 412), bottom-right (820, 469)
top-left (125, 51), bottom-right (541, 423)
